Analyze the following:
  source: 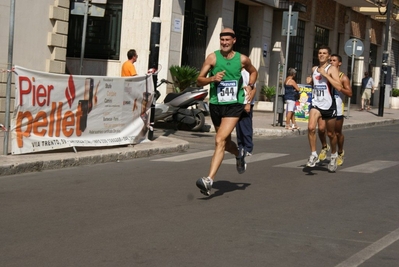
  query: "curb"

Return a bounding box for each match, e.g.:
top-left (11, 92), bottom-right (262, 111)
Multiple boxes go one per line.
top-left (0, 136), bottom-right (189, 176)
top-left (208, 118), bottom-right (399, 137)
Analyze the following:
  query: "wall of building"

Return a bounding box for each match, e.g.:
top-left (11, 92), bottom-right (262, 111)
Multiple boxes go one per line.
top-left (3, 0), bottom-right (399, 126)
top-left (268, 0), bottom-right (391, 107)
top-left (66, 0), bottom-right (155, 77)
top-left (0, 0), bottom-right (69, 124)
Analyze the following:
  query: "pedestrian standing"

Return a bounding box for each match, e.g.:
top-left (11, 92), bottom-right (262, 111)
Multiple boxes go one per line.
top-left (284, 67), bottom-right (300, 130)
top-left (195, 28), bottom-right (258, 196)
top-left (359, 71), bottom-right (375, 111)
top-left (121, 49), bottom-right (138, 77)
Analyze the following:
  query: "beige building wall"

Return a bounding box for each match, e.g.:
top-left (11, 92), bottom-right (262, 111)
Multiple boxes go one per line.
top-left (65, 0), bottom-right (184, 100)
top-left (66, 0), bottom-right (155, 76)
top-left (0, 0), bottom-right (69, 124)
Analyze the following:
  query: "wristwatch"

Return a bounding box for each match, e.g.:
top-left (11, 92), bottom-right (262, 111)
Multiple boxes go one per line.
top-left (248, 83), bottom-right (255, 89)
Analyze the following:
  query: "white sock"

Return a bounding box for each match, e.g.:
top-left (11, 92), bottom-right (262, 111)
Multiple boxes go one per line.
top-left (312, 151), bottom-right (317, 157)
top-left (207, 177), bottom-right (213, 185)
top-left (331, 152), bottom-right (338, 158)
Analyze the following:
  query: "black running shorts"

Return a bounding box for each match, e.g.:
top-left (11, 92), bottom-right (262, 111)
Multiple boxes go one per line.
top-left (310, 104), bottom-right (337, 120)
top-left (210, 103), bottom-right (245, 127)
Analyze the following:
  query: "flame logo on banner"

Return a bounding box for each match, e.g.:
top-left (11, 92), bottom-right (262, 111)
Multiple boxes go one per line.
top-left (65, 75), bottom-right (76, 108)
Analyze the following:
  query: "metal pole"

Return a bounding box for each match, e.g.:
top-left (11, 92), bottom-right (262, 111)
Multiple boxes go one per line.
top-left (147, 0), bottom-right (161, 140)
top-left (347, 39), bottom-right (356, 118)
top-left (273, 62), bottom-right (281, 126)
top-left (79, 0), bottom-right (90, 75)
top-left (3, 0), bottom-right (16, 155)
top-left (282, 4), bottom-right (292, 86)
top-left (378, 0), bottom-right (391, 117)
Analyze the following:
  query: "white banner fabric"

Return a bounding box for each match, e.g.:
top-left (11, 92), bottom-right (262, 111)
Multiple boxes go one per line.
top-left (11, 66), bottom-right (154, 155)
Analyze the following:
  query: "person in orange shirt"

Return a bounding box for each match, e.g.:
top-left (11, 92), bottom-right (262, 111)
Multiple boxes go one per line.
top-left (121, 49), bottom-right (138, 77)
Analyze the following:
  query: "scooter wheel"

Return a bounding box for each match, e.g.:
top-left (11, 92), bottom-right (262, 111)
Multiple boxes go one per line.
top-left (187, 112), bottom-right (205, 132)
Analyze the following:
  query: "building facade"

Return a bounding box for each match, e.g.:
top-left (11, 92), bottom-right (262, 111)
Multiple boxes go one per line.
top-left (2, 0), bottom-right (399, 124)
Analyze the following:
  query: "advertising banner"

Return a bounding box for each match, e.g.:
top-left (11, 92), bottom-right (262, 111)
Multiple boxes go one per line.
top-left (11, 66), bottom-right (154, 155)
top-left (294, 84), bottom-right (312, 122)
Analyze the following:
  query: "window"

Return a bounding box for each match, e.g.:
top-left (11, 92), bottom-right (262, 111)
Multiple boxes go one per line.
top-left (233, 1), bottom-right (251, 56)
top-left (312, 26), bottom-right (330, 66)
top-left (287, 19), bottom-right (305, 83)
top-left (67, 0), bottom-right (123, 60)
top-left (181, 0), bottom-right (207, 69)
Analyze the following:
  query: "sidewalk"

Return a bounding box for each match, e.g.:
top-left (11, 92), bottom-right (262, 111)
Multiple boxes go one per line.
top-left (1, 104), bottom-right (398, 176)
top-left (230, 104), bottom-right (399, 137)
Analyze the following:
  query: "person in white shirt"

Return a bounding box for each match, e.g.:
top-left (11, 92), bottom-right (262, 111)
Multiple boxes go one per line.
top-left (360, 71), bottom-right (375, 111)
top-left (236, 69), bottom-right (256, 156)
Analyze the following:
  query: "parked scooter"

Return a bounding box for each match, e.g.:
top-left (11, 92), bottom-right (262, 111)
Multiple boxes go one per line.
top-left (153, 79), bottom-right (209, 131)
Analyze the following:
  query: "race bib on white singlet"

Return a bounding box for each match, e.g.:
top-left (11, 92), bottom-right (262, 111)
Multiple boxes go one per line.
top-left (217, 80), bottom-right (238, 103)
top-left (313, 84), bottom-right (327, 102)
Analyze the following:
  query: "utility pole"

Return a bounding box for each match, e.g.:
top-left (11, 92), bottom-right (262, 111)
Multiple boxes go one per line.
top-left (79, 0), bottom-right (91, 75)
top-left (147, 0), bottom-right (161, 140)
top-left (3, 0), bottom-right (16, 155)
top-left (378, 0), bottom-right (392, 117)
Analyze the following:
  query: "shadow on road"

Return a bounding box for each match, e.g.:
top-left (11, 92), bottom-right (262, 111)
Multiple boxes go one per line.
top-left (199, 180), bottom-right (251, 199)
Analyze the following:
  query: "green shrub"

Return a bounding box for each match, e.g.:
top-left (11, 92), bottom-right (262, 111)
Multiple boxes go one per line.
top-left (261, 85), bottom-right (276, 101)
top-left (169, 65), bottom-right (199, 92)
top-left (392, 88), bottom-right (399, 97)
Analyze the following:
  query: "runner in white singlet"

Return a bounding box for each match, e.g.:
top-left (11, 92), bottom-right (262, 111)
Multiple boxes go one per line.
top-left (305, 46), bottom-right (342, 172)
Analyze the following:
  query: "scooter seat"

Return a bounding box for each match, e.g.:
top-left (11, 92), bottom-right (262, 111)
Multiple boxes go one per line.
top-left (164, 87), bottom-right (204, 103)
top-left (164, 93), bottom-right (180, 103)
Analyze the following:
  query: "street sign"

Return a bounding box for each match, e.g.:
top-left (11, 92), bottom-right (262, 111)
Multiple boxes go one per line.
top-left (282, 11), bottom-right (298, 36)
top-left (344, 38), bottom-right (364, 57)
top-left (344, 38), bottom-right (364, 118)
top-left (71, 2), bottom-right (106, 17)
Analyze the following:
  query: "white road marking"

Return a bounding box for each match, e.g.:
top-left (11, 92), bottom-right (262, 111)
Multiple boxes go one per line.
top-left (334, 227), bottom-right (399, 267)
top-left (341, 160), bottom-right (399, 173)
top-left (223, 153), bottom-right (288, 164)
top-left (152, 150), bottom-right (214, 162)
top-left (154, 153), bottom-right (399, 175)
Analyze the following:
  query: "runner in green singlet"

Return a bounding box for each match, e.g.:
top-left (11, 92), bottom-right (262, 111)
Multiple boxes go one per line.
top-left (195, 27), bottom-right (258, 196)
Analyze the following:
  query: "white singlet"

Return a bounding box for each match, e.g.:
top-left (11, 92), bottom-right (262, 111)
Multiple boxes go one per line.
top-left (312, 65), bottom-right (334, 110)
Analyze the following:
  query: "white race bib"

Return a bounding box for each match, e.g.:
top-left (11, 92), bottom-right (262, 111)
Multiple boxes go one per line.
top-left (217, 80), bottom-right (238, 103)
top-left (313, 84), bottom-right (327, 101)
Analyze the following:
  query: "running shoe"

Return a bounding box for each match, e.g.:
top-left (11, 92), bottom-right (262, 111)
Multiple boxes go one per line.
top-left (236, 148), bottom-right (247, 174)
top-left (328, 155), bottom-right (338, 172)
top-left (318, 144), bottom-right (330, 161)
top-left (196, 177), bottom-right (212, 196)
top-left (306, 154), bottom-right (320, 167)
top-left (246, 151), bottom-right (252, 157)
top-left (337, 150), bottom-right (345, 166)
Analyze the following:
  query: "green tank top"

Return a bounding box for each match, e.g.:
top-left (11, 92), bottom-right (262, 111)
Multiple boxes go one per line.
top-left (209, 50), bottom-right (244, 105)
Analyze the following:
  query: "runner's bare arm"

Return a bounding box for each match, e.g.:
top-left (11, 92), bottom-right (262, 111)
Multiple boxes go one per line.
top-left (306, 67), bottom-right (316, 84)
top-left (338, 74), bottom-right (352, 97)
top-left (320, 65), bottom-right (342, 90)
top-left (197, 53), bottom-right (225, 86)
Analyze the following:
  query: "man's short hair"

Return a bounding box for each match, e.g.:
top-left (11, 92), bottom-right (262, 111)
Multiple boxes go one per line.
top-left (331, 54), bottom-right (342, 63)
top-left (127, 49), bottom-right (137, 60)
top-left (318, 45), bottom-right (331, 55)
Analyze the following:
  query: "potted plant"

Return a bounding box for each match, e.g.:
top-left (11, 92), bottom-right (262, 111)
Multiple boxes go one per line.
top-left (390, 88), bottom-right (399, 109)
top-left (260, 85), bottom-right (276, 102)
top-left (169, 65), bottom-right (199, 93)
top-left (256, 85), bottom-right (276, 111)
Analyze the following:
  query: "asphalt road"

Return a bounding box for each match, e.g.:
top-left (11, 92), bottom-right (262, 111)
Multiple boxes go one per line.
top-left (1, 124), bottom-right (399, 267)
